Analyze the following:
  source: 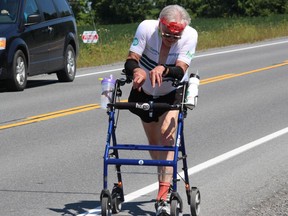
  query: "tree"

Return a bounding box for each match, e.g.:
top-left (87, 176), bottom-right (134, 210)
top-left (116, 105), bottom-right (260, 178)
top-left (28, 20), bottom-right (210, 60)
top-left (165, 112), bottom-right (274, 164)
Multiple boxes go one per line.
top-left (69, 0), bottom-right (288, 25)
top-left (68, 0), bottom-right (95, 26)
top-left (238, 0), bottom-right (288, 16)
top-left (91, 0), bottom-right (154, 24)
top-left (187, 0), bottom-right (288, 18)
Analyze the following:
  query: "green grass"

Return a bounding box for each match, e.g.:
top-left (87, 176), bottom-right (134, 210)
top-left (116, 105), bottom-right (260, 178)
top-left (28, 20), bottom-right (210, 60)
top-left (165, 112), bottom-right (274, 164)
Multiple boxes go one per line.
top-left (77, 23), bottom-right (138, 67)
top-left (77, 14), bottom-right (288, 68)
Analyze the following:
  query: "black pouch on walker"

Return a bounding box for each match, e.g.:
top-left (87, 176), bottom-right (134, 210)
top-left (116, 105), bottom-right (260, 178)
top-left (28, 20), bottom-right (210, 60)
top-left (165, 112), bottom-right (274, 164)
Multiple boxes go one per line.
top-left (128, 87), bottom-right (183, 123)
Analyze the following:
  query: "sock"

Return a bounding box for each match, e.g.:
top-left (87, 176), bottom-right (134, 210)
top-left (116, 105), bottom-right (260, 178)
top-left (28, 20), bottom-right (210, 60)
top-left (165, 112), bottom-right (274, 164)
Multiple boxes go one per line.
top-left (156, 181), bottom-right (171, 201)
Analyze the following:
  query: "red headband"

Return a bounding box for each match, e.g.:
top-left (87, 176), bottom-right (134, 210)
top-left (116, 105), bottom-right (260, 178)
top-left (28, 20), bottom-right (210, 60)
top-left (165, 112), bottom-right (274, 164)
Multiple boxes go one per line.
top-left (160, 18), bottom-right (186, 33)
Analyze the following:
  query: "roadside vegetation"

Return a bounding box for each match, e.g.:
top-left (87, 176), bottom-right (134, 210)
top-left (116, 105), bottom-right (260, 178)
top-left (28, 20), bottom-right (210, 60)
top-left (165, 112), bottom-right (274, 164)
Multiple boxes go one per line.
top-left (77, 14), bottom-right (288, 68)
top-left (70, 0), bottom-right (288, 68)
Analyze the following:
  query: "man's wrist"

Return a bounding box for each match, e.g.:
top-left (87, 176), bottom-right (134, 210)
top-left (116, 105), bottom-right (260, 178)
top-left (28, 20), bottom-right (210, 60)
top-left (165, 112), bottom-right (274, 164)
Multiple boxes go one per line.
top-left (124, 59), bottom-right (140, 76)
top-left (161, 64), bottom-right (168, 76)
top-left (161, 65), bottom-right (184, 80)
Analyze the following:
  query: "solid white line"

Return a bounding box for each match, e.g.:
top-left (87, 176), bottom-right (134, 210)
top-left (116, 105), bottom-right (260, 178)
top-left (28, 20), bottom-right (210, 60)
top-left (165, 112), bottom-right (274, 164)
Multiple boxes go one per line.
top-left (186, 126), bottom-right (288, 175)
top-left (76, 39), bottom-right (288, 78)
top-left (76, 69), bottom-right (121, 78)
top-left (194, 40), bottom-right (288, 58)
top-left (77, 126), bottom-right (288, 216)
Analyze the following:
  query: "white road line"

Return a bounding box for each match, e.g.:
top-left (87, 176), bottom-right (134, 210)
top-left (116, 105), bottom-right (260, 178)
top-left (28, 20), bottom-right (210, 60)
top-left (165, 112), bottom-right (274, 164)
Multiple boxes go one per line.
top-left (76, 40), bottom-right (288, 78)
top-left (76, 69), bottom-right (121, 77)
top-left (194, 40), bottom-right (288, 58)
top-left (77, 126), bottom-right (288, 216)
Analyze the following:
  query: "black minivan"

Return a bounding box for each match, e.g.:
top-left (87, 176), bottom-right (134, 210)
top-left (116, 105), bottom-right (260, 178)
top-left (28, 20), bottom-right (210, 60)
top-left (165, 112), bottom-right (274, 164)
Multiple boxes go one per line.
top-left (0, 0), bottom-right (79, 91)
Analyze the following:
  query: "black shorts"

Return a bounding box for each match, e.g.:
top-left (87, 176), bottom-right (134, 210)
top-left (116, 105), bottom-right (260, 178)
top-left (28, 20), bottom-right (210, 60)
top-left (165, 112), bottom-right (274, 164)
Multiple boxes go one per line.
top-left (128, 87), bottom-right (183, 123)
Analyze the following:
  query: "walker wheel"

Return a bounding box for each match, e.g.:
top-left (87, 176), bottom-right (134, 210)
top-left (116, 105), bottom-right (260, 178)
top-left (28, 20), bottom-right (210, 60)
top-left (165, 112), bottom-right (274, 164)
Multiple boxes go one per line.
top-left (111, 185), bottom-right (123, 213)
top-left (111, 196), bottom-right (122, 213)
top-left (101, 197), bottom-right (110, 216)
top-left (170, 199), bottom-right (180, 216)
top-left (190, 187), bottom-right (201, 216)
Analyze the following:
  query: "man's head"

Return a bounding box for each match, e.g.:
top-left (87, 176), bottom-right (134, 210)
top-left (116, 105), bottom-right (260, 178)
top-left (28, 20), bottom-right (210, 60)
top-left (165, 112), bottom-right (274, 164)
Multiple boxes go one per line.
top-left (158, 5), bottom-right (191, 44)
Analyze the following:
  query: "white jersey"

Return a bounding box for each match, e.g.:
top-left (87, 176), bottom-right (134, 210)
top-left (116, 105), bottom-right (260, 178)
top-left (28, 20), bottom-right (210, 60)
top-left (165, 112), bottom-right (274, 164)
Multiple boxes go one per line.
top-left (129, 19), bottom-right (198, 96)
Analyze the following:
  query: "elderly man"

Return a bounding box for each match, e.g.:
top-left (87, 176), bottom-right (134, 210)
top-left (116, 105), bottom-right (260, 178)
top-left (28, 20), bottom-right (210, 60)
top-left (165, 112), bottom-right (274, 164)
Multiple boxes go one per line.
top-left (124, 4), bottom-right (198, 216)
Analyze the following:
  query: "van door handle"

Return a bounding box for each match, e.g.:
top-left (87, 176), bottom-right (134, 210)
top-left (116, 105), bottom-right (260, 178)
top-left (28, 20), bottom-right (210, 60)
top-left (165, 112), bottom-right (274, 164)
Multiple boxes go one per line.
top-left (42, 26), bottom-right (53, 33)
top-left (48, 26), bottom-right (53, 32)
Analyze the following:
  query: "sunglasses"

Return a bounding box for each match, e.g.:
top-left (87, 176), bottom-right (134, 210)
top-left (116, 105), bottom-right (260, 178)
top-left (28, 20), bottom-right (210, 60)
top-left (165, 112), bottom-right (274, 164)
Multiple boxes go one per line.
top-left (161, 32), bottom-right (181, 40)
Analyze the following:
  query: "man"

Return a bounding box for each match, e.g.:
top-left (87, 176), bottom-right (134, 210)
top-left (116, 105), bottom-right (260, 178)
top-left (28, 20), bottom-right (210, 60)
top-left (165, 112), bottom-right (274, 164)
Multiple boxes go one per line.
top-left (124, 4), bottom-right (198, 215)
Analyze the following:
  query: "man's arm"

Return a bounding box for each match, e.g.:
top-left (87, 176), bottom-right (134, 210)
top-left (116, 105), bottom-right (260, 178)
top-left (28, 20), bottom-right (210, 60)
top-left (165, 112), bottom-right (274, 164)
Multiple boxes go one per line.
top-left (124, 51), bottom-right (147, 91)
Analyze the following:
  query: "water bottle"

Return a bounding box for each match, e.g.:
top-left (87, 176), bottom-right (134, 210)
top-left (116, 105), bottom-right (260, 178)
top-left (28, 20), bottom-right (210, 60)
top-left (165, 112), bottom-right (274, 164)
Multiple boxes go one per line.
top-left (100, 75), bottom-right (116, 109)
top-left (185, 72), bottom-right (200, 109)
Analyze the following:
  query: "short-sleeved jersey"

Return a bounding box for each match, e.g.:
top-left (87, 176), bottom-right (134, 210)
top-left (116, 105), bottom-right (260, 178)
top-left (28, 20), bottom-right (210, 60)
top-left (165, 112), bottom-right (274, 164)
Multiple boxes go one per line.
top-left (129, 19), bottom-right (198, 96)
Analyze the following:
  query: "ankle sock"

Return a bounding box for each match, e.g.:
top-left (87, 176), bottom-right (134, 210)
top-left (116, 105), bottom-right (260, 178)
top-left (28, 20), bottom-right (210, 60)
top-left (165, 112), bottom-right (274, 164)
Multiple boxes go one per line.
top-left (156, 181), bottom-right (171, 201)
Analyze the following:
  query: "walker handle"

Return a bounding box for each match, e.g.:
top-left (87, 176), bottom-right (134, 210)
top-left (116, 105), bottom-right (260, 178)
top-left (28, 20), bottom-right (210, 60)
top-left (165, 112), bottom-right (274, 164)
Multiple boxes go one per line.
top-left (121, 69), bottom-right (185, 87)
top-left (108, 102), bottom-right (181, 111)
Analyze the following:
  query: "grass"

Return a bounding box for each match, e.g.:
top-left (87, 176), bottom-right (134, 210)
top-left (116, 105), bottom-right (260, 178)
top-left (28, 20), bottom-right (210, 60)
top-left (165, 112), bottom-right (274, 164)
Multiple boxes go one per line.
top-left (77, 14), bottom-right (288, 68)
top-left (77, 23), bottom-right (137, 67)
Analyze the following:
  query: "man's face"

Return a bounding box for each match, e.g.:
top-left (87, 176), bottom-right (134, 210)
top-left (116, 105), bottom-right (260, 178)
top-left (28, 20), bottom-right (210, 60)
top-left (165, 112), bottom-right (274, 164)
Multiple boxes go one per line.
top-left (160, 24), bottom-right (183, 47)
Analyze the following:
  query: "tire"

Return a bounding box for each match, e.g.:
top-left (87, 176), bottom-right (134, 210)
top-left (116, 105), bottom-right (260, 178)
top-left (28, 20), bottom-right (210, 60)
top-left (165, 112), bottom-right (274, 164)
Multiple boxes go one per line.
top-left (7, 50), bottom-right (27, 91)
top-left (56, 44), bottom-right (76, 82)
top-left (111, 187), bottom-right (123, 214)
top-left (190, 187), bottom-right (201, 216)
top-left (170, 199), bottom-right (180, 216)
top-left (101, 197), bottom-right (110, 216)
top-left (111, 196), bottom-right (122, 214)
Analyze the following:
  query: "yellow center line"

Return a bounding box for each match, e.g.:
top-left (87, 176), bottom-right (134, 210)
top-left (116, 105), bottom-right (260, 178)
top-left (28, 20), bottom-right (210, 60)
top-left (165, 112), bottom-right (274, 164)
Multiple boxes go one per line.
top-left (1, 61), bottom-right (287, 130)
top-left (200, 74), bottom-right (235, 85)
top-left (200, 61), bottom-right (288, 85)
top-left (0, 104), bottom-right (101, 130)
top-left (228, 61), bottom-right (288, 78)
top-left (26, 104), bottom-right (100, 120)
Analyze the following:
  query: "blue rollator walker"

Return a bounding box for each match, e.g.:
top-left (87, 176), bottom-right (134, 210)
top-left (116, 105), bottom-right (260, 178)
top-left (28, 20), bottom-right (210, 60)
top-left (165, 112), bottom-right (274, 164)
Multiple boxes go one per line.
top-left (100, 71), bottom-right (201, 216)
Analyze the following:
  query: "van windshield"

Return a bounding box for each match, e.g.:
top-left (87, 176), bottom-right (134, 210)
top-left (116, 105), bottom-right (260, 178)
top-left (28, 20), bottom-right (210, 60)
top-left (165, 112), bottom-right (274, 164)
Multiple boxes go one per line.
top-left (0, 0), bottom-right (19, 23)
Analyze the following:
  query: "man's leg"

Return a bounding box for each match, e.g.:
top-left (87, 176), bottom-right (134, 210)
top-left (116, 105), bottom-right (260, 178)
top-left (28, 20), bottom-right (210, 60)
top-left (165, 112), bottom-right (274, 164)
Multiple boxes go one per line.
top-left (142, 110), bottom-right (179, 201)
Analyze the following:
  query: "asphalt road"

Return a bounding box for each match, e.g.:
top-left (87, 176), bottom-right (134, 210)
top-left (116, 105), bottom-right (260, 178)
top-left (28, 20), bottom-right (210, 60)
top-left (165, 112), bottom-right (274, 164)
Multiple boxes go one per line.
top-left (1, 37), bottom-right (288, 216)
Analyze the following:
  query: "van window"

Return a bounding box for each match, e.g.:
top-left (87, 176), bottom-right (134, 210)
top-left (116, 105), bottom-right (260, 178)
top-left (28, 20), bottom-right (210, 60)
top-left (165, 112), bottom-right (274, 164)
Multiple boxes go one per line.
top-left (36, 0), bottom-right (57, 21)
top-left (0, 0), bottom-right (19, 23)
top-left (24, 0), bottom-right (39, 22)
top-left (52, 0), bottom-right (72, 17)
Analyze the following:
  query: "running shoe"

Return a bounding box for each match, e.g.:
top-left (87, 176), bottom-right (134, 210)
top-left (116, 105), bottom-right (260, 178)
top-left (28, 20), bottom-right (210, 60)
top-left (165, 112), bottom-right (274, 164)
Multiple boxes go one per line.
top-left (155, 199), bottom-right (170, 216)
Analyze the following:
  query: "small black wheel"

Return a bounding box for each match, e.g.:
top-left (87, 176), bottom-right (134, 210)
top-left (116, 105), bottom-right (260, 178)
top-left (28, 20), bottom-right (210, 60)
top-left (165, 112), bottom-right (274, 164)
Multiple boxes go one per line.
top-left (101, 197), bottom-right (110, 216)
top-left (111, 196), bottom-right (122, 213)
top-left (7, 50), bottom-right (27, 91)
top-left (190, 187), bottom-right (201, 216)
top-left (170, 199), bottom-right (180, 216)
top-left (56, 44), bottom-right (76, 82)
top-left (111, 185), bottom-right (123, 213)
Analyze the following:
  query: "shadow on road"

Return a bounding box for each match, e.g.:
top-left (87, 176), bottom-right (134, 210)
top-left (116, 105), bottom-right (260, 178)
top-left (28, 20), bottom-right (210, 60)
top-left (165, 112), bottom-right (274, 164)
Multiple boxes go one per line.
top-left (49, 200), bottom-right (99, 216)
top-left (49, 199), bottom-right (192, 216)
top-left (0, 79), bottom-right (59, 92)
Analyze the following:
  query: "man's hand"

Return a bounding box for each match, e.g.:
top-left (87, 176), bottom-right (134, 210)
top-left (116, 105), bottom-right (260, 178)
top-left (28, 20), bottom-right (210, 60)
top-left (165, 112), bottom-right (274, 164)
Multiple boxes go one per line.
top-left (150, 65), bottom-right (166, 88)
top-left (133, 68), bottom-right (146, 91)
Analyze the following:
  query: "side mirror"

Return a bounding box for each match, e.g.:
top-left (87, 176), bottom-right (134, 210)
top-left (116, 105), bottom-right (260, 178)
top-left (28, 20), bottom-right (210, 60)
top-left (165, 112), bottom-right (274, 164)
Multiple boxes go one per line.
top-left (26, 14), bottom-right (41, 25)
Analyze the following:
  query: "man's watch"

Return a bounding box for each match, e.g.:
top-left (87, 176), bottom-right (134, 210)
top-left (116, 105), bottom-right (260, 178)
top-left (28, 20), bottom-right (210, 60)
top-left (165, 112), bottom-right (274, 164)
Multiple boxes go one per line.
top-left (161, 64), bottom-right (168, 76)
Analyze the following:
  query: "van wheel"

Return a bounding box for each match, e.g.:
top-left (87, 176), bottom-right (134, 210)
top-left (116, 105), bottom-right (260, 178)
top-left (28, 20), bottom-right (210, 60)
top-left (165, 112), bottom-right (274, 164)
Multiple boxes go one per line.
top-left (57, 44), bottom-right (76, 82)
top-left (7, 50), bottom-right (27, 91)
